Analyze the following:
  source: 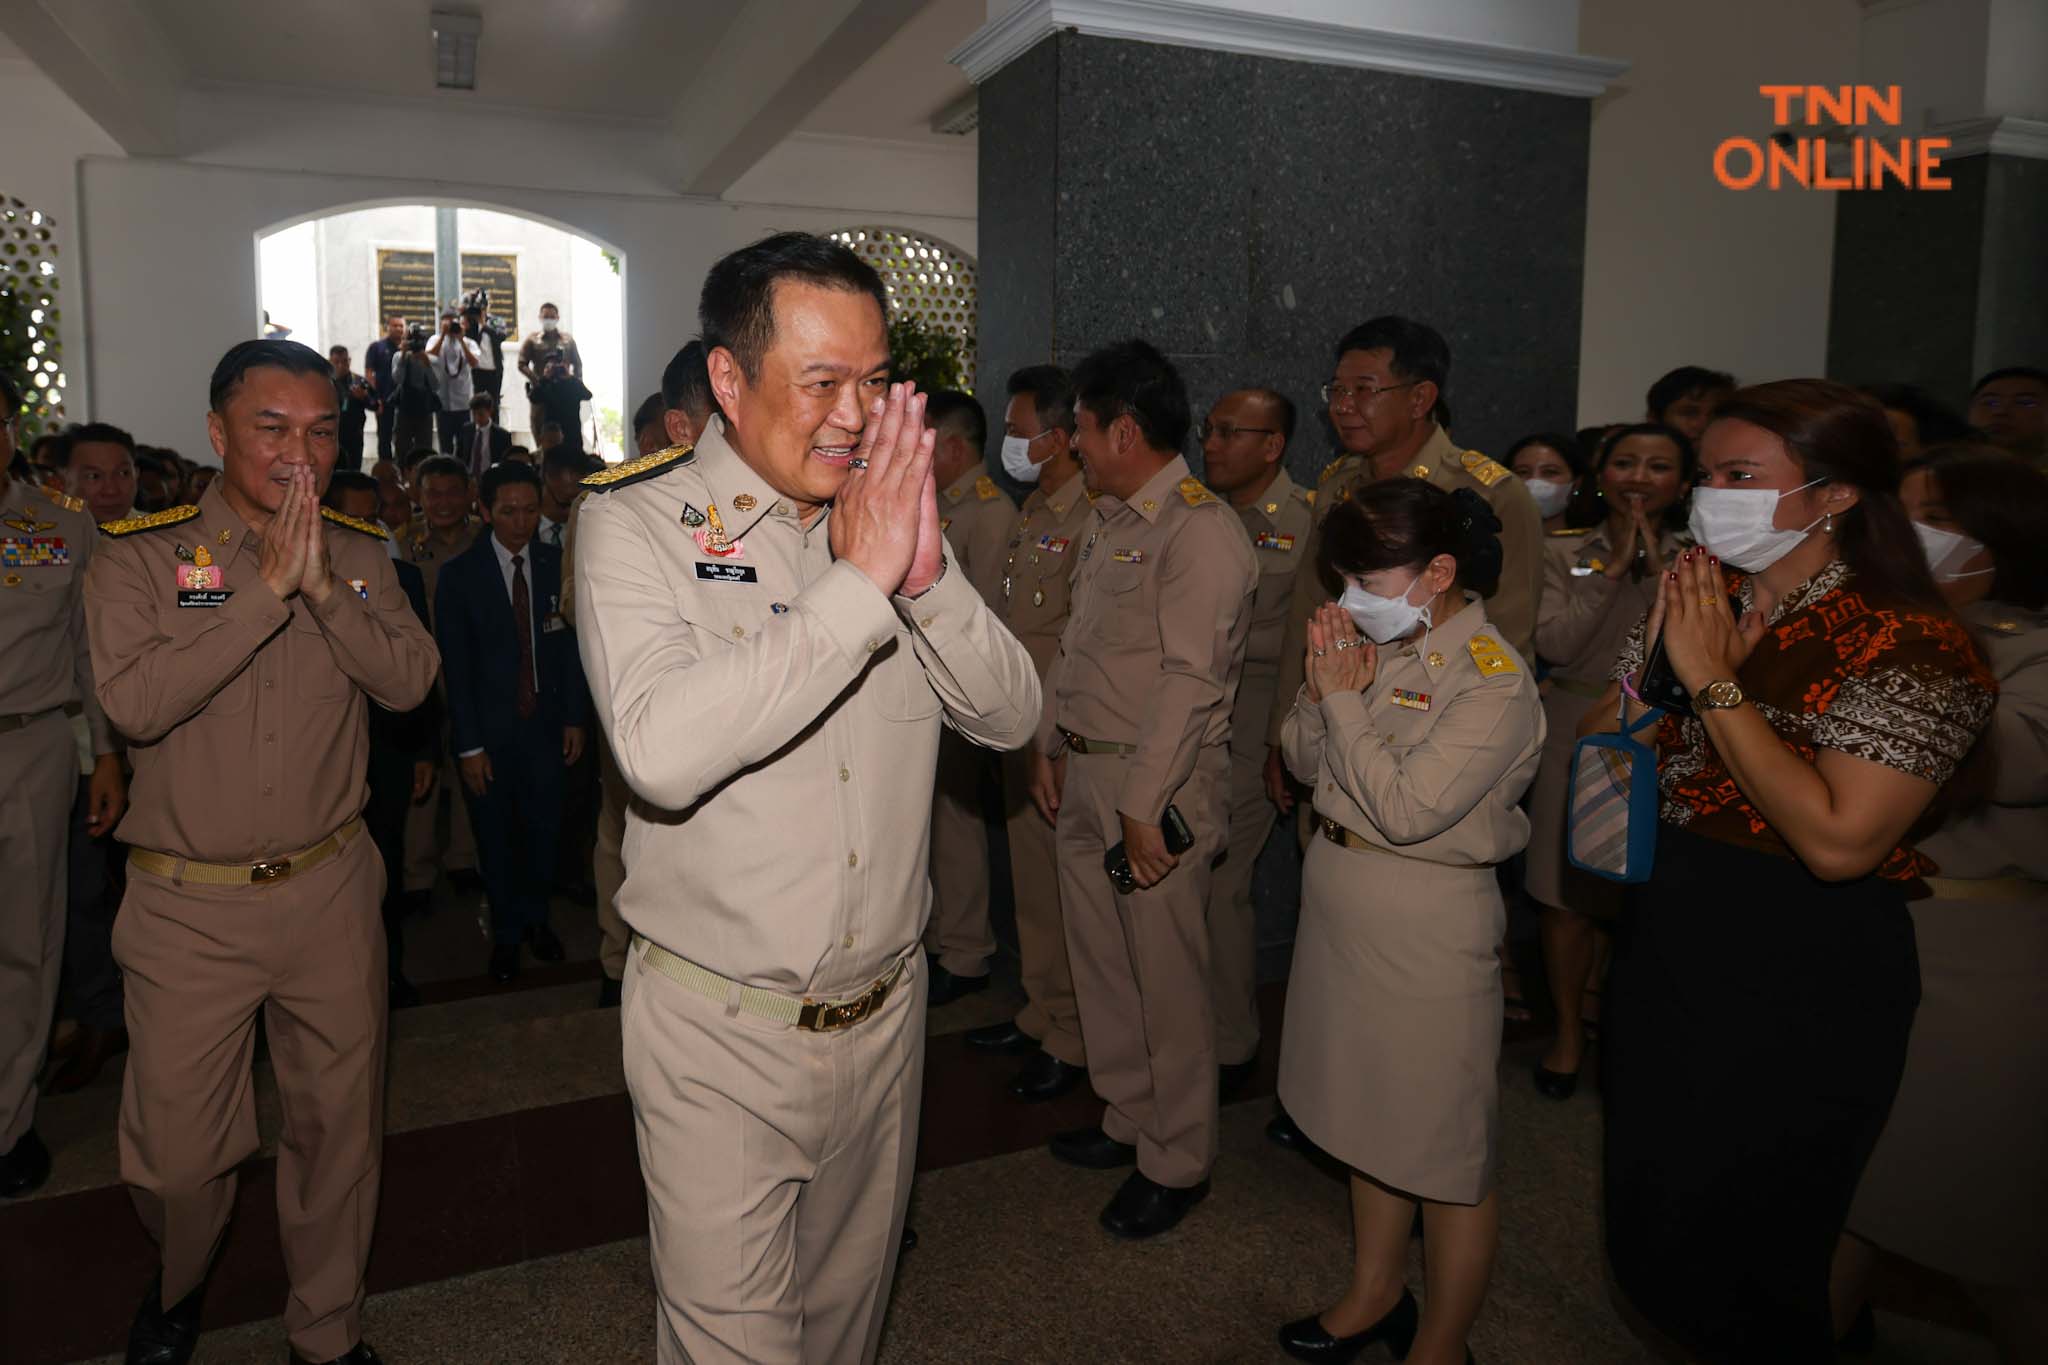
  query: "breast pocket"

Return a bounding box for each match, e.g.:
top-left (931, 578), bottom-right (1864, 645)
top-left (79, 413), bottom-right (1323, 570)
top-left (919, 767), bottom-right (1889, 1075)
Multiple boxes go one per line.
top-left (290, 607), bottom-right (352, 701)
top-left (1093, 566), bottom-right (1155, 646)
top-left (872, 625), bottom-right (942, 723)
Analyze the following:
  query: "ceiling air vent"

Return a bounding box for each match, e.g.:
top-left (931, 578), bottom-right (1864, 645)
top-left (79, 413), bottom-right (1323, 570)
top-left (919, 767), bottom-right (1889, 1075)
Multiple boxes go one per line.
top-left (930, 92), bottom-right (979, 137)
top-left (432, 10), bottom-right (481, 91)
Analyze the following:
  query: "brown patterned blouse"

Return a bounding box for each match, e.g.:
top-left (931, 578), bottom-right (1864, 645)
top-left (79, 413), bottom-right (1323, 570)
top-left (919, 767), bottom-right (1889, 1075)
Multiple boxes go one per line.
top-left (1614, 560), bottom-right (1996, 880)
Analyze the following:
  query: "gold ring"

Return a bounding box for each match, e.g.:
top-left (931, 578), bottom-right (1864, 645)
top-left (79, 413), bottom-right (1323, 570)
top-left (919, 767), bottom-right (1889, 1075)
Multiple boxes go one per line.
top-left (1697, 595), bottom-right (1717, 605)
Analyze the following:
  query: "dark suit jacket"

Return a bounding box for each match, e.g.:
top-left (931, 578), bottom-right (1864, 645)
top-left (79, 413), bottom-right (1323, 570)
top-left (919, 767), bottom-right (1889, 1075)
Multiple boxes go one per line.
top-left (451, 422), bottom-right (514, 476)
top-left (369, 557), bottom-right (441, 758)
top-left (434, 535), bottom-right (588, 757)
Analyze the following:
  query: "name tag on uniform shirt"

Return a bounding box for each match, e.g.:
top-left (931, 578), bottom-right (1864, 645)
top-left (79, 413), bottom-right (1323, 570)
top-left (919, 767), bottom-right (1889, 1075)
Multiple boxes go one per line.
top-left (695, 562), bottom-right (759, 584)
top-left (1391, 688), bottom-right (1432, 711)
top-left (1036, 534), bottom-right (1070, 554)
top-left (1110, 548), bottom-right (1145, 564)
top-left (177, 589), bottom-right (233, 608)
top-left (1253, 532), bottom-right (1295, 552)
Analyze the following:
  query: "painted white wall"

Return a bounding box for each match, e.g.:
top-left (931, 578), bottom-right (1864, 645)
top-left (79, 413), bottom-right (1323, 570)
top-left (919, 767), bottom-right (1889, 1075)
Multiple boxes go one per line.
top-left (1575, 0), bottom-right (1862, 424)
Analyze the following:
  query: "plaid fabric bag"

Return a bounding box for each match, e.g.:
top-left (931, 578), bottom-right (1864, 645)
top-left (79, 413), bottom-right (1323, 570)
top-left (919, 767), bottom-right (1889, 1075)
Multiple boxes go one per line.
top-left (1566, 703), bottom-right (1662, 883)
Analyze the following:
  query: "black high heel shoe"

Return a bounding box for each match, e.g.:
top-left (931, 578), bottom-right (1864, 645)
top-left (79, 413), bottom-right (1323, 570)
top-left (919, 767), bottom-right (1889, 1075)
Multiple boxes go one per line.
top-left (1277, 1288), bottom-right (1419, 1363)
top-left (1533, 1062), bottom-right (1579, 1100)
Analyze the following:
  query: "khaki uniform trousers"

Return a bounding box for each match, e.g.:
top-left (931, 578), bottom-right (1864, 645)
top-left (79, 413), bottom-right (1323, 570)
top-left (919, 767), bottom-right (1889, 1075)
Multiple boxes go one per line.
top-left (0, 711), bottom-right (76, 1148)
top-left (114, 827), bottom-right (387, 1361)
top-left (1057, 751), bottom-right (1226, 1188)
top-left (1205, 741), bottom-right (1275, 1068)
top-left (922, 730), bottom-right (997, 977)
top-left (402, 742), bottom-right (476, 892)
top-left (622, 947), bottom-right (925, 1365)
top-left (593, 732), bottom-right (631, 982)
top-left (1000, 748), bottom-right (1085, 1066)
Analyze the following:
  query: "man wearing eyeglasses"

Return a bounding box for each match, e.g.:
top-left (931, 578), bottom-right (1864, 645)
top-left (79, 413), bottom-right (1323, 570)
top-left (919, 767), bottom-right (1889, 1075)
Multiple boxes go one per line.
top-left (1967, 366), bottom-right (2047, 465)
top-left (1196, 388), bottom-right (1311, 1094)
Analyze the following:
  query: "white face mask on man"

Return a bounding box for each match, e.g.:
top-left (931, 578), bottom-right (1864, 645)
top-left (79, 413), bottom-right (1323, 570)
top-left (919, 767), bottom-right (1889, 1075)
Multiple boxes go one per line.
top-left (1339, 574), bottom-right (1434, 644)
top-left (1686, 477), bottom-right (1827, 573)
top-left (1912, 521), bottom-right (1992, 582)
top-left (541, 316), bottom-right (559, 333)
top-left (1000, 430), bottom-right (1056, 483)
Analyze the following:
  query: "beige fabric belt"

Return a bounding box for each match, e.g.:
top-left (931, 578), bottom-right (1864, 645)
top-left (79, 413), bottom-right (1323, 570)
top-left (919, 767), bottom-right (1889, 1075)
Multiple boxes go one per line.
top-left (1061, 730), bottom-right (1138, 756)
top-left (633, 935), bottom-right (906, 1032)
top-left (1549, 676), bottom-right (1608, 700)
top-left (1922, 875), bottom-right (2040, 903)
top-left (129, 818), bottom-right (364, 887)
top-left (1315, 812), bottom-right (1490, 871)
top-left (0, 706), bottom-right (64, 735)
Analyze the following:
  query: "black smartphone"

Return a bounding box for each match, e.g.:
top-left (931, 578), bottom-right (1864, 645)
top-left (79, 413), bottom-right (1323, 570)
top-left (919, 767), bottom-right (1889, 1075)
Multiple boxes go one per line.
top-left (1636, 595), bottom-right (1743, 716)
top-left (1105, 804), bottom-right (1196, 893)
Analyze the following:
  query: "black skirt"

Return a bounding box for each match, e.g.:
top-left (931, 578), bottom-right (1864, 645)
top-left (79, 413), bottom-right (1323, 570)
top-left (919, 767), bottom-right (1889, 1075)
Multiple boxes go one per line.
top-left (1603, 826), bottom-right (1919, 1364)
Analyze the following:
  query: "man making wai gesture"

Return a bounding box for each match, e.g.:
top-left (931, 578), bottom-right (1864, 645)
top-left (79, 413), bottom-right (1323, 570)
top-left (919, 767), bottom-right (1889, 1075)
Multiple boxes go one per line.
top-left (572, 232), bottom-right (1040, 1365)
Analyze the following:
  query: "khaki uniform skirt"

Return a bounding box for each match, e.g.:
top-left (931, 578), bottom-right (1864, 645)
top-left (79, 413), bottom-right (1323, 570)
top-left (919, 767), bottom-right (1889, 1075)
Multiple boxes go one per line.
top-left (1277, 834), bottom-right (1504, 1204)
top-left (1523, 681), bottom-right (1623, 918)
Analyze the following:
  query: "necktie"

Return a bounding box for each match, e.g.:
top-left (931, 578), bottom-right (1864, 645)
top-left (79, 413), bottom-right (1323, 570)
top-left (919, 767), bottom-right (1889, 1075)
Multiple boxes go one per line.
top-left (511, 553), bottom-right (537, 719)
top-left (474, 428), bottom-right (487, 479)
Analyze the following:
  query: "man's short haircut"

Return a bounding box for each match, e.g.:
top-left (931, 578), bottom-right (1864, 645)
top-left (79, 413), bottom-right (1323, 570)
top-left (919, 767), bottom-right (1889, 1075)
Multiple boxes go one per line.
top-left (1333, 316), bottom-right (1451, 394)
top-left (630, 390), bottom-right (665, 437)
top-left (661, 340), bottom-right (717, 423)
top-left (1006, 364), bottom-right (1075, 435)
top-left (480, 460), bottom-right (542, 509)
top-left (415, 454), bottom-right (471, 487)
top-left (925, 389), bottom-right (987, 455)
top-left (400, 445), bottom-right (438, 475)
top-left (323, 470), bottom-right (379, 509)
top-left (210, 339), bottom-right (337, 413)
top-left (506, 444), bottom-right (531, 459)
top-left (1646, 365), bottom-right (1736, 417)
top-left (1860, 382), bottom-right (1976, 446)
top-left (329, 344), bottom-right (349, 358)
top-left (56, 421), bottom-right (139, 465)
top-left (1971, 365), bottom-right (2048, 395)
top-left (699, 232), bottom-right (889, 382)
top-left (1238, 387), bottom-right (1297, 446)
top-left (543, 446), bottom-right (595, 480)
top-left (469, 392), bottom-right (496, 413)
top-left (1071, 339), bottom-right (1191, 452)
top-left (540, 302), bottom-right (559, 313)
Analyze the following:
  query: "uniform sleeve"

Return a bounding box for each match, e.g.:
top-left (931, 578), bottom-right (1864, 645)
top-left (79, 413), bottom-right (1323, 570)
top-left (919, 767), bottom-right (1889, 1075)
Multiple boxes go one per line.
top-left (307, 543), bottom-right (439, 712)
top-left (1534, 545), bottom-right (1627, 666)
top-left (574, 493), bottom-right (900, 811)
top-left (1118, 515), bottom-right (1255, 824)
top-left (86, 539), bottom-right (292, 743)
top-left (1278, 684), bottom-right (1323, 783)
top-left (67, 521), bottom-right (115, 755)
top-left (558, 499), bottom-right (583, 629)
top-left (1810, 617), bottom-right (1996, 786)
top-left (893, 560), bottom-right (1040, 751)
top-left (1316, 674), bottom-right (1532, 845)
top-left (1483, 475), bottom-right (1543, 658)
top-left (1266, 522), bottom-right (1329, 748)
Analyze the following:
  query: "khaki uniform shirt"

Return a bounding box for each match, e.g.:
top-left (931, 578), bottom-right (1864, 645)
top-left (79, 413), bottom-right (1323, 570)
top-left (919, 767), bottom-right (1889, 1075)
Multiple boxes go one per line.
top-left (1918, 604), bottom-right (2048, 882)
top-left (1280, 599), bottom-right (1544, 866)
top-left (1230, 469), bottom-right (1314, 762)
top-left (998, 472), bottom-right (1095, 679)
top-left (1039, 455), bottom-right (1258, 822)
top-left (1534, 524), bottom-right (1690, 689)
top-left (1268, 424), bottom-right (1541, 745)
top-left (1, 478), bottom-right (111, 752)
top-left (84, 484), bottom-right (440, 862)
top-left (937, 465), bottom-right (1015, 610)
top-left (571, 420), bottom-right (1041, 998)
top-left (400, 519), bottom-right (480, 619)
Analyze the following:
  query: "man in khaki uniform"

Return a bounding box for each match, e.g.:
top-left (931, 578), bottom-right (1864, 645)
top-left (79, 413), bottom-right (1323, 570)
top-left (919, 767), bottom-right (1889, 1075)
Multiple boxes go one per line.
top-left (1, 384), bottom-right (124, 1197)
top-left (1269, 317), bottom-right (1542, 760)
top-left (921, 388), bottom-right (1015, 1002)
top-left (573, 235), bottom-right (1038, 1365)
top-left (963, 366), bottom-right (1094, 1102)
top-left (1029, 340), bottom-right (1256, 1240)
top-left (86, 340), bottom-right (438, 1365)
top-left (398, 454), bottom-right (481, 903)
top-left (1196, 388), bottom-right (1312, 1084)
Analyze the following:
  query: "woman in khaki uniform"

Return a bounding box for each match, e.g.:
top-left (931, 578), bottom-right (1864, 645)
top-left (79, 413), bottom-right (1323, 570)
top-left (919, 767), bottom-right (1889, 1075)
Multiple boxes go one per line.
top-left (1275, 481), bottom-right (1544, 1365)
top-left (1526, 423), bottom-right (1693, 1096)
top-left (1834, 447), bottom-right (2048, 1363)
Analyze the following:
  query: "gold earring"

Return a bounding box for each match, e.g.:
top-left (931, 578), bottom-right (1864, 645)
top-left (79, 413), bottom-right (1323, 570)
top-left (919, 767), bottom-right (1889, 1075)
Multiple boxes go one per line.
top-left (1824, 512), bottom-right (1835, 534)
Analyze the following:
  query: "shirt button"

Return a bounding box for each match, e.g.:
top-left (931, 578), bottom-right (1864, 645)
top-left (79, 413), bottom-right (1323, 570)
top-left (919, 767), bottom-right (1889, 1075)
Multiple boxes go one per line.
top-left (731, 625), bottom-right (745, 638)
top-left (843, 934), bottom-right (855, 949)
top-left (847, 852), bottom-right (858, 868)
top-left (919, 616), bottom-right (934, 629)
top-left (264, 679), bottom-right (275, 690)
top-left (1325, 781), bottom-right (1334, 793)
top-left (262, 784), bottom-right (274, 795)
top-left (866, 639), bottom-right (881, 653)
top-left (265, 733), bottom-right (276, 743)
top-left (839, 766), bottom-right (850, 783)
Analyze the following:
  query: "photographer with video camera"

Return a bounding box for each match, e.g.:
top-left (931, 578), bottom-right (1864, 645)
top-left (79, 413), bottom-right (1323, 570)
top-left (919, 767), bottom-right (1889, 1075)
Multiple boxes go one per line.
top-left (461, 291), bottom-right (509, 408)
top-left (390, 321), bottom-right (441, 459)
top-left (528, 350), bottom-right (592, 457)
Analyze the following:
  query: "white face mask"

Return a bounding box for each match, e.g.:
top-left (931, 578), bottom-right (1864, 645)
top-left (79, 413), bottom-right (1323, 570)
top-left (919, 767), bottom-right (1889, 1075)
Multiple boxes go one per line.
top-left (1000, 430), bottom-right (1055, 483)
top-left (1339, 575), bottom-right (1434, 645)
top-left (1913, 521), bottom-right (1992, 582)
top-left (1521, 476), bottom-right (1573, 520)
top-left (541, 316), bottom-right (558, 333)
top-left (1687, 478), bottom-right (1826, 572)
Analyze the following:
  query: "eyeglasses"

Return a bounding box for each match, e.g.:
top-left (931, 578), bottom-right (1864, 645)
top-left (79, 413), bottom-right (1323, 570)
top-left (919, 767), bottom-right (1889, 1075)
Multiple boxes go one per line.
top-left (1196, 421), bottom-right (1276, 442)
top-left (1321, 379), bottom-right (1419, 405)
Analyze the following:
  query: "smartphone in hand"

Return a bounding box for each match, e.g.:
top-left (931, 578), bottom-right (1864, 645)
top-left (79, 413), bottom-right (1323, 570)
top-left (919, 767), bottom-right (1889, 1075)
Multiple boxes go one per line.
top-left (1104, 805), bottom-right (1196, 893)
top-left (1637, 594), bottom-right (1744, 715)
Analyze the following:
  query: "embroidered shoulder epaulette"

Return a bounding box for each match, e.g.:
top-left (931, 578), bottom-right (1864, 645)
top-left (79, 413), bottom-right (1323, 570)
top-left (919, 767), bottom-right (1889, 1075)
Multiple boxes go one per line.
top-left (99, 505), bottom-right (199, 537)
top-left (320, 507), bottom-right (390, 540)
top-left (975, 474), bottom-right (1001, 501)
top-left (1317, 457), bottom-right (1349, 485)
top-left (1303, 488), bottom-right (1317, 506)
top-left (1466, 632), bottom-right (1519, 677)
top-left (1178, 477), bottom-right (1217, 508)
top-left (48, 490), bottom-right (85, 513)
top-left (1458, 450), bottom-right (1511, 488)
top-left (1985, 619), bottom-right (2022, 637)
top-left (1548, 526), bottom-right (1592, 537)
top-left (580, 444), bottom-right (694, 493)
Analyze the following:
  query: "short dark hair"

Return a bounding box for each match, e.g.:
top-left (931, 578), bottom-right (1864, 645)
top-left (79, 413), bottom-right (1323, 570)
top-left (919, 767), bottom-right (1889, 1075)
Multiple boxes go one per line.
top-left (1006, 364), bottom-right (1075, 435)
top-left (1905, 444), bottom-right (2048, 610)
top-left (630, 391), bottom-right (665, 437)
top-left (415, 454), bottom-right (471, 488)
top-left (540, 302), bottom-right (559, 314)
top-left (328, 344), bottom-right (349, 358)
top-left (56, 421), bottom-right (139, 466)
top-left (1860, 382), bottom-right (1977, 447)
top-left (1645, 365), bottom-right (1736, 419)
top-left (1239, 387), bottom-right (1297, 447)
top-left (400, 445), bottom-right (439, 475)
top-left (925, 388), bottom-right (987, 454)
top-left (1070, 339), bottom-right (1191, 452)
top-left (210, 339), bottom-right (336, 413)
top-left (661, 340), bottom-right (716, 423)
top-left (1970, 366), bottom-right (2048, 395)
top-left (323, 470), bottom-right (379, 509)
top-left (1318, 479), bottom-right (1504, 598)
top-left (699, 232), bottom-right (889, 382)
top-left (506, 444), bottom-right (531, 459)
top-left (468, 393), bottom-right (496, 413)
top-left (480, 460), bottom-right (542, 510)
top-left (1334, 316), bottom-right (1451, 393)
top-left (1506, 431), bottom-right (1587, 479)
top-left (543, 446), bottom-right (595, 480)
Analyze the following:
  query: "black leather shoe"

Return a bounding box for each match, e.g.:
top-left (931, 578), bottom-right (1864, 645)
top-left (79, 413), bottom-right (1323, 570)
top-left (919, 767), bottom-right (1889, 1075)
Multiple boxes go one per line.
top-left (488, 944), bottom-right (520, 983)
top-left (1532, 1064), bottom-right (1579, 1100)
top-left (1100, 1171), bottom-right (1208, 1239)
top-left (1048, 1125), bottom-right (1136, 1170)
top-left (1218, 1057), bottom-right (1258, 1101)
top-left (1009, 1051), bottom-right (1085, 1103)
top-left (598, 976), bottom-right (622, 1008)
top-left (964, 1020), bottom-right (1040, 1055)
top-left (525, 923), bottom-right (566, 963)
top-left (900, 1225), bottom-right (918, 1252)
top-left (925, 963), bottom-right (990, 1007)
top-left (125, 1273), bottom-right (205, 1365)
top-left (1277, 1288), bottom-right (1419, 1363)
top-left (387, 974), bottom-right (421, 1010)
top-left (290, 1343), bottom-right (384, 1365)
top-left (1266, 1108), bottom-right (1316, 1154)
top-left (0, 1127), bottom-right (51, 1197)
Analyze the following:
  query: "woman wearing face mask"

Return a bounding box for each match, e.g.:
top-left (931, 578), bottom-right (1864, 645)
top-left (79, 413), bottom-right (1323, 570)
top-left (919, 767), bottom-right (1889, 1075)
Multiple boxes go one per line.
top-left (1831, 445), bottom-right (2048, 1364)
top-left (1585, 380), bottom-right (1997, 1365)
top-left (1273, 481), bottom-right (1544, 1365)
top-left (1507, 432), bottom-right (1582, 533)
top-left (1525, 423), bottom-right (1694, 1096)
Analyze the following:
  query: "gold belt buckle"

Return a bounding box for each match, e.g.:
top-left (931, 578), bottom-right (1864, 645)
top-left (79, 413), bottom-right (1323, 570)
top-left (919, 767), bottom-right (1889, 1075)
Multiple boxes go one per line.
top-left (250, 860), bottom-right (291, 882)
top-left (799, 978), bottom-right (884, 1031)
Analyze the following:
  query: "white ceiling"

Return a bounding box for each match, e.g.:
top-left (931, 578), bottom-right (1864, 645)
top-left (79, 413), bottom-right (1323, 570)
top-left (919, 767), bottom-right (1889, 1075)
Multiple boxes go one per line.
top-left (800, 0), bottom-right (981, 144)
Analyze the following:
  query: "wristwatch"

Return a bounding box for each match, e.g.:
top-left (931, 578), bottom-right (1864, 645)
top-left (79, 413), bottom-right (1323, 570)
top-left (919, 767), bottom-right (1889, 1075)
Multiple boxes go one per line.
top-left (1694, 679), bottom-right (1746, 712)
